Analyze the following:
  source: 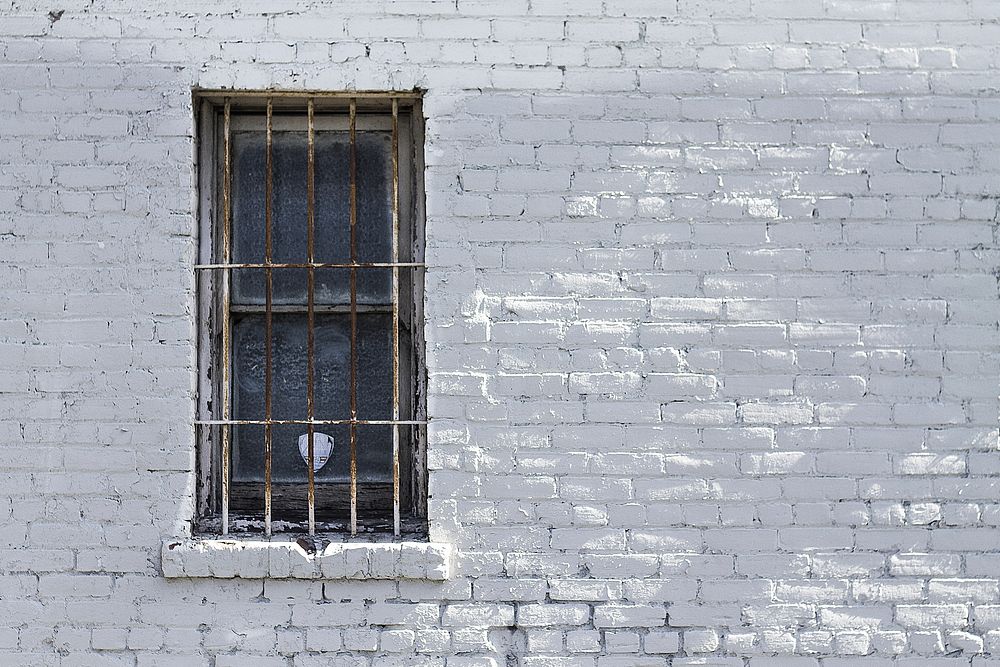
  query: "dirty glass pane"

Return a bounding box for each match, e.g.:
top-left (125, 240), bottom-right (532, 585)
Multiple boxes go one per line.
top-left (231, 128), bottom-right (392, 305)
top-left (231, 313), bottom-right (393, 484)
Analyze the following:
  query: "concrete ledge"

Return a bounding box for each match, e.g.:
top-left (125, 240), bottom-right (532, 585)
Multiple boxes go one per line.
top-left (161, 539), bottom-right (453, 580)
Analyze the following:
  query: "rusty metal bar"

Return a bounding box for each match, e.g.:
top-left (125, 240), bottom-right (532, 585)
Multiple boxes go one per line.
top-left (220, 99), bottom-right (232, 535)
top-left (231, 304), bottom-right (392, 314)
top-left (214, 95), bottom-right (420, 535)
top-left (197, 89), bottom-right (423, 100)
top-left (391, 98), bottom-right (401, 537)
top-left (197, 419), bottom-right (427, 426)
top-left (196, 262), bottom-right (425, 269)
top-left (264, 97), bottom-right (274, 536)
top-left (348, 99), bottom-right (358, 535)
top-left (306, 98), bottom-right (316, 536)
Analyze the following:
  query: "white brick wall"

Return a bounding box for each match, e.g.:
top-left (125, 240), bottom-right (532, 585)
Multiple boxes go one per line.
top-left (1, 0), bottom-right (999, 664)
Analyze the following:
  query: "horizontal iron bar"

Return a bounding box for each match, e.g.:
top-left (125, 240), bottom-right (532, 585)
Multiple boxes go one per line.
top-left (195, 262), bottom-right (425, 269)
top-left (230, 304), bottom-right (392, 314)
top-left (197, 89), bottom-right (423, 99)
top-left (197, 419), bottom-right (427, 426)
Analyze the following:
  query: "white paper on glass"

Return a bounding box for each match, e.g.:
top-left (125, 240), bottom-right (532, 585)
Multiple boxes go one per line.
top-left (298, 432), bottom-right (334, 472)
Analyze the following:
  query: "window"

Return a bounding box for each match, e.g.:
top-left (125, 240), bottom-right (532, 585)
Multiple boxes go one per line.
top-left (195, 92), bottom-right (426, 538)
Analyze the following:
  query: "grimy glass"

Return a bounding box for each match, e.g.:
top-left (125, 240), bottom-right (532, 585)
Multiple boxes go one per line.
top-left (196, 93), bottom-right (423, 537)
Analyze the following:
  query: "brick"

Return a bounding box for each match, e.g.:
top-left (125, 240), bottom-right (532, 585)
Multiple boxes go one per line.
top-left (517, 603), bottom-right (590, 627)
top-left (593, 604), bottom-right (665, 628)
top-left (0, 4), bottom-right (996, 664)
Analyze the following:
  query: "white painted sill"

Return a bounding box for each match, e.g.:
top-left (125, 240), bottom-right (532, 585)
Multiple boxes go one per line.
top-left (161, 538), bottom-right (453, 580)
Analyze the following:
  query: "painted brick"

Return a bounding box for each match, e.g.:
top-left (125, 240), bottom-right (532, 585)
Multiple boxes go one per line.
top-left (0, 1), bottom-right (997, 664)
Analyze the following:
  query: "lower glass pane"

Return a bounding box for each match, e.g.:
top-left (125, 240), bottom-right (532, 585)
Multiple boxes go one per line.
top-left (232, 312), bottom-right (393, 485)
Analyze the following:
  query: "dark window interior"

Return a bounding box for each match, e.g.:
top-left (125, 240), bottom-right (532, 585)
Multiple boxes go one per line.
top-left (197, 96), bottom-right (425, 533)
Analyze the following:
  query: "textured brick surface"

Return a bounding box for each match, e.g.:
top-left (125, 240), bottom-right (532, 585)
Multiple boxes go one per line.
top-left (1, 0), bottom-right (999, 663)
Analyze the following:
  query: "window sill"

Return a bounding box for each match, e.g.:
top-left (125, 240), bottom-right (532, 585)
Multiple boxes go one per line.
top-left (161, 538), bottom-right (452, 580)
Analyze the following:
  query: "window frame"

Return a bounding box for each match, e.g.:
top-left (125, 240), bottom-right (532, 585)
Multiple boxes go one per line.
top-left (193, 91), bottom-right (427, 538)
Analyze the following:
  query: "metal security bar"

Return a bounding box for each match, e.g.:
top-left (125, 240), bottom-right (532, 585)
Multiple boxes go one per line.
top-left (264, 98), bottom-right (274, 536)
top-left (196, 262), bottom-right (424, 269)
top-left (306, 98), bottom-right (316, 535)
top-left (391, 99), bottom-right (401, 537)
top-left (348, 99), bottom-right (358, 535)
top-left (220, 100), bottom-right (233, 535)
top-left (197, 94), bottom-right (424, 537)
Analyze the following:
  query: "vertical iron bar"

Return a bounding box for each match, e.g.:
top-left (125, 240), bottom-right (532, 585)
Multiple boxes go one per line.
top-left (391, 99), bottom-right (401, 537)
top-left (306, 99), bottom-right (316, 536)
top-left (264, 97), bottom-right (274, 536)
top-left (349, 99), bottom-right (358, 535)
top-left (220, 99), bottom-right (232, 535)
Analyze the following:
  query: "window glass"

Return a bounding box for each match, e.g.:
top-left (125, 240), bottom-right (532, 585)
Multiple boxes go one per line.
top-left (199, 98), bottom-right (422, 530)
top-left (232, 313), bottom-right (393, 484)
top-left (231, 129), bottom-right (393, 305)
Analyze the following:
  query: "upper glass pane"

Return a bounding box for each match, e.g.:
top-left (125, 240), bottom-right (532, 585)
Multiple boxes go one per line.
top-left (231, 126), bottom-right (393, 305)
